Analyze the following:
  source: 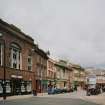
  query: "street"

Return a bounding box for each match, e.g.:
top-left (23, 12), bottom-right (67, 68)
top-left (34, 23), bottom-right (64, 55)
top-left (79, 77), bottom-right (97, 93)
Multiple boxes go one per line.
top-left (0, 90), bottom-right (104, 105)
top-left (0, 97), bottom-right (99, 105)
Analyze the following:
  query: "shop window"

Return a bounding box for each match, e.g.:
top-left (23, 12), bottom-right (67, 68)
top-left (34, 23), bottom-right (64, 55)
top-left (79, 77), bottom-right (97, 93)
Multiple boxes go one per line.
top-left (6, 80), bottom-right (11, 93)
top-left (0, 81), bottom-right (3, 93)
top-left (0, 44), bottom-right (3, 66)
top-left (27, 81), bottom-right (32, 92)
top-left (21, 81), bottom-right (25, 92)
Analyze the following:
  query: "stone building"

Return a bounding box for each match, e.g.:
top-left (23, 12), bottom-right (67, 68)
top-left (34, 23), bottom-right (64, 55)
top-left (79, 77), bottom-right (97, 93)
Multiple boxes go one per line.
top-left (71, 64), bottom-right (86, 89)
top-left (55, 60), bottom-right (72, 89)
top-left (86, 68), bottom-right (105, 87)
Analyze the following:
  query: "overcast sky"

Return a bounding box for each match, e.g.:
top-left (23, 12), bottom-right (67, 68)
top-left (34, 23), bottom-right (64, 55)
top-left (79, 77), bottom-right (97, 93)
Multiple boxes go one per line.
top-left (0, 0), bottom-right (105, 68)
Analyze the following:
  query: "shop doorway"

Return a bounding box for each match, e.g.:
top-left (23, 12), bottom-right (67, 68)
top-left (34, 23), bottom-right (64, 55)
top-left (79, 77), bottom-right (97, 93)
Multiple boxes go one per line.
top-left (11, 78), bottom-right (22, 95)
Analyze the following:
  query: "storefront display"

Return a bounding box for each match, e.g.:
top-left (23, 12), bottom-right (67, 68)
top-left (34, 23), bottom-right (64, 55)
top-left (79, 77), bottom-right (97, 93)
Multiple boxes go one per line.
top-left (0, 80), bottom-right (3, 94)
top-left (6, 80), bottom-right (11, 93)
top-left (27, 81), bottom-right (32, 92)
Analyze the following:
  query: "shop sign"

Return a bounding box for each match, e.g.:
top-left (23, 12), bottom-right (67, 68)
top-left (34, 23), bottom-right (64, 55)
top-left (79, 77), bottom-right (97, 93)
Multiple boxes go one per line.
top-left (11, 75), bottom-right (22, 79)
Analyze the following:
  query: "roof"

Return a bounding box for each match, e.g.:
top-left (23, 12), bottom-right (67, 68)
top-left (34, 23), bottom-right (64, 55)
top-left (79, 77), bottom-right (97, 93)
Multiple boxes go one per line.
top-left (34, 45), bottom-right (48, 59)
top-left (70, 63), bottom-right (84, 71)
top-left (55, 60), bottom-right (72, 70)
top-left (48, 58), bottom-right (56, 64)
top-left (86, 69), bottom-right (105, 76)
top-left (0, 19), bottom-right (34, 44)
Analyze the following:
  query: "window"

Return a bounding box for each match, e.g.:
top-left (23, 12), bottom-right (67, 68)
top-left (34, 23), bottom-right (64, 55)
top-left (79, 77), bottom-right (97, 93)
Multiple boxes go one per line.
top-left (11, 43), bottom-right (21, 69)
top-left (37, 65), bottom-right (40, 76)
top-left (63, 69), bottom-right (65, 77)
top-left (48, 70), bottom-right (50, 77)
top-left (37, 55), bottom-right (41, 63)
top-left (0, 80), bottom-right (3, 93)
top-left (6, 80), bottom-right (11, 93)
top-left (37, 66), bottom-right (42, 77)
top-left (0, 43), bottom-right (3, 66)
top-left (28, 55), bottom-right (32, 71)
top-left (27, 81), bottom-right (32, 92)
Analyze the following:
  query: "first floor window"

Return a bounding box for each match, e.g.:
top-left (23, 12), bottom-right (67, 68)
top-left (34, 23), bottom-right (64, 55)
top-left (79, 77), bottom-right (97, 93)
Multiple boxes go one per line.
top-left (11, 43), bottom-right (21, 69)
top-left (28, 55), bottom-right (32, 71)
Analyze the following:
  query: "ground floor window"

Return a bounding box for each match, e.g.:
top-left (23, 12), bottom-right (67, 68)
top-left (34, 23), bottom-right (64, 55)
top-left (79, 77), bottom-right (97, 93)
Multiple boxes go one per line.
top-left (0, 79), bottom-right (32, 97)
top-left (0, 80), bottom-right (3, 94)
top-left (21, 81), bottom-right (26, 92)
top-left (27, 81), bottom-right (32, 92)
top-left (0, 44), bottom-right (3, 66)
top-left (6, 80), bottom-right (11, 93)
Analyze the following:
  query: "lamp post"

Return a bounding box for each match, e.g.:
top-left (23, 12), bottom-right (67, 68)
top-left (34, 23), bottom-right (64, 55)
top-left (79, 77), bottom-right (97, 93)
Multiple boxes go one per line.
top-left (0, 33), bottom-right (6, 101)
top-left (31, 48), bottom-right (37, 96)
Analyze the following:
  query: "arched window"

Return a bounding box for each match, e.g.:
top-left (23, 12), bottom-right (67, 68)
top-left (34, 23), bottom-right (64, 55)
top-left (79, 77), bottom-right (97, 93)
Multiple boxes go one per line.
top-left (10, 43), bottom-right (21, 69)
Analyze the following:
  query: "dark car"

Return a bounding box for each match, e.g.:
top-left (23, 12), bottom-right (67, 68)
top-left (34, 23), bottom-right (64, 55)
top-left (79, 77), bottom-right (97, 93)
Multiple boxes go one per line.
top-left (54, 88), bottom-right (62, 94)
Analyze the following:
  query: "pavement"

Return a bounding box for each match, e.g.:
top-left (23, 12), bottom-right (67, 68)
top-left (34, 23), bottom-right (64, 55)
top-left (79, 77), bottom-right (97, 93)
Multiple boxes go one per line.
top-left (84, 92), bottom-right (105, 105)
top-left (0, 97), bottom-right (99, 105)
top-left (37, 89), bottom-right (105, 105)
top-left (0, 90), bottom-right (104, 105)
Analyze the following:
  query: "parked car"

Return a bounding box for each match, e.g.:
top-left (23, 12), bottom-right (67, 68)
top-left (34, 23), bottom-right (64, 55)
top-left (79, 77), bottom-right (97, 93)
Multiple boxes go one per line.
top-left (51, 88), bottom-right (61, 94)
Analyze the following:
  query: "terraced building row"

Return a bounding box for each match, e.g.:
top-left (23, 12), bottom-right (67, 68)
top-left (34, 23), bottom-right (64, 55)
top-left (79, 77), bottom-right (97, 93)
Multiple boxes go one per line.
top-left (0, 19), bottom-right (86, 97)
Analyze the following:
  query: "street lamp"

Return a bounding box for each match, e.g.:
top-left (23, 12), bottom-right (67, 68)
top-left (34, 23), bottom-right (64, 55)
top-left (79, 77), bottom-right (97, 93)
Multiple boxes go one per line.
top-left (0, 33), bottom-right (6, 101)
top-left (31, 48), bottom-right (37, 96)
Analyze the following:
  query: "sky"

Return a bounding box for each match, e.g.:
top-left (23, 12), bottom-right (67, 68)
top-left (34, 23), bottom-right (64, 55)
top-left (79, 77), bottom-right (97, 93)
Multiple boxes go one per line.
top-left (0, 0), bottom-right (105, 68)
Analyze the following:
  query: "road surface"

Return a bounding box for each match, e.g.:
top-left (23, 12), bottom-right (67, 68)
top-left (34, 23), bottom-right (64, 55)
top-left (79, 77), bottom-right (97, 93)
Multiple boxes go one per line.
top-left (0, 90), bottom-right (103, 105)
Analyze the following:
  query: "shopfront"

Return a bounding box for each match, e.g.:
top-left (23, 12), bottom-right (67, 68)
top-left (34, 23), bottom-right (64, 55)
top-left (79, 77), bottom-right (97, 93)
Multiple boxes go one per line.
top-left (0, 79), bottom-right (32, 97)
top-left (0, 80), bottom-right (3, 96)
top-left (36, 80), bottom-right (48, 93)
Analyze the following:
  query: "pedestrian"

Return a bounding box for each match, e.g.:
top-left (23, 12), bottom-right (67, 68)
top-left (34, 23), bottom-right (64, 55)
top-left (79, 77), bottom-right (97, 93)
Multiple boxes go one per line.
top-left (48, 84), bottom-right (53, 95)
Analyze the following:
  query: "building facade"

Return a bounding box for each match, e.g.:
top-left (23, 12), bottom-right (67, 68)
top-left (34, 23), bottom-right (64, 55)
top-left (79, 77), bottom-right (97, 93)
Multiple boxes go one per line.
top-left (0, 19), bottom-right (49, 96)
top-left (55, 60), bottom-right (72, 89)
top-left (86, 68), bottom-right (105, 87)
top-left (71, 64), bottom-right (86, 89)
top-left (35, 48), bottom-right (48, 93)
top-left (0, 19), bottom-right (37, 96)
top-left (47, 58), bottom-right (56, 87)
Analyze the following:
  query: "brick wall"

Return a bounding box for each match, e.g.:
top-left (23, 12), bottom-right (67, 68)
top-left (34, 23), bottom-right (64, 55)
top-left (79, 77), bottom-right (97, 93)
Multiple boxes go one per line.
top-left (0, 27), bottom-right (36, 91)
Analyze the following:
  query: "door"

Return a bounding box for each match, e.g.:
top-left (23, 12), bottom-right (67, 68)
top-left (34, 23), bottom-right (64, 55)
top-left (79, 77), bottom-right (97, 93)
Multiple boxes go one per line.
top-left (11, 79), bottom-right (21, 95)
